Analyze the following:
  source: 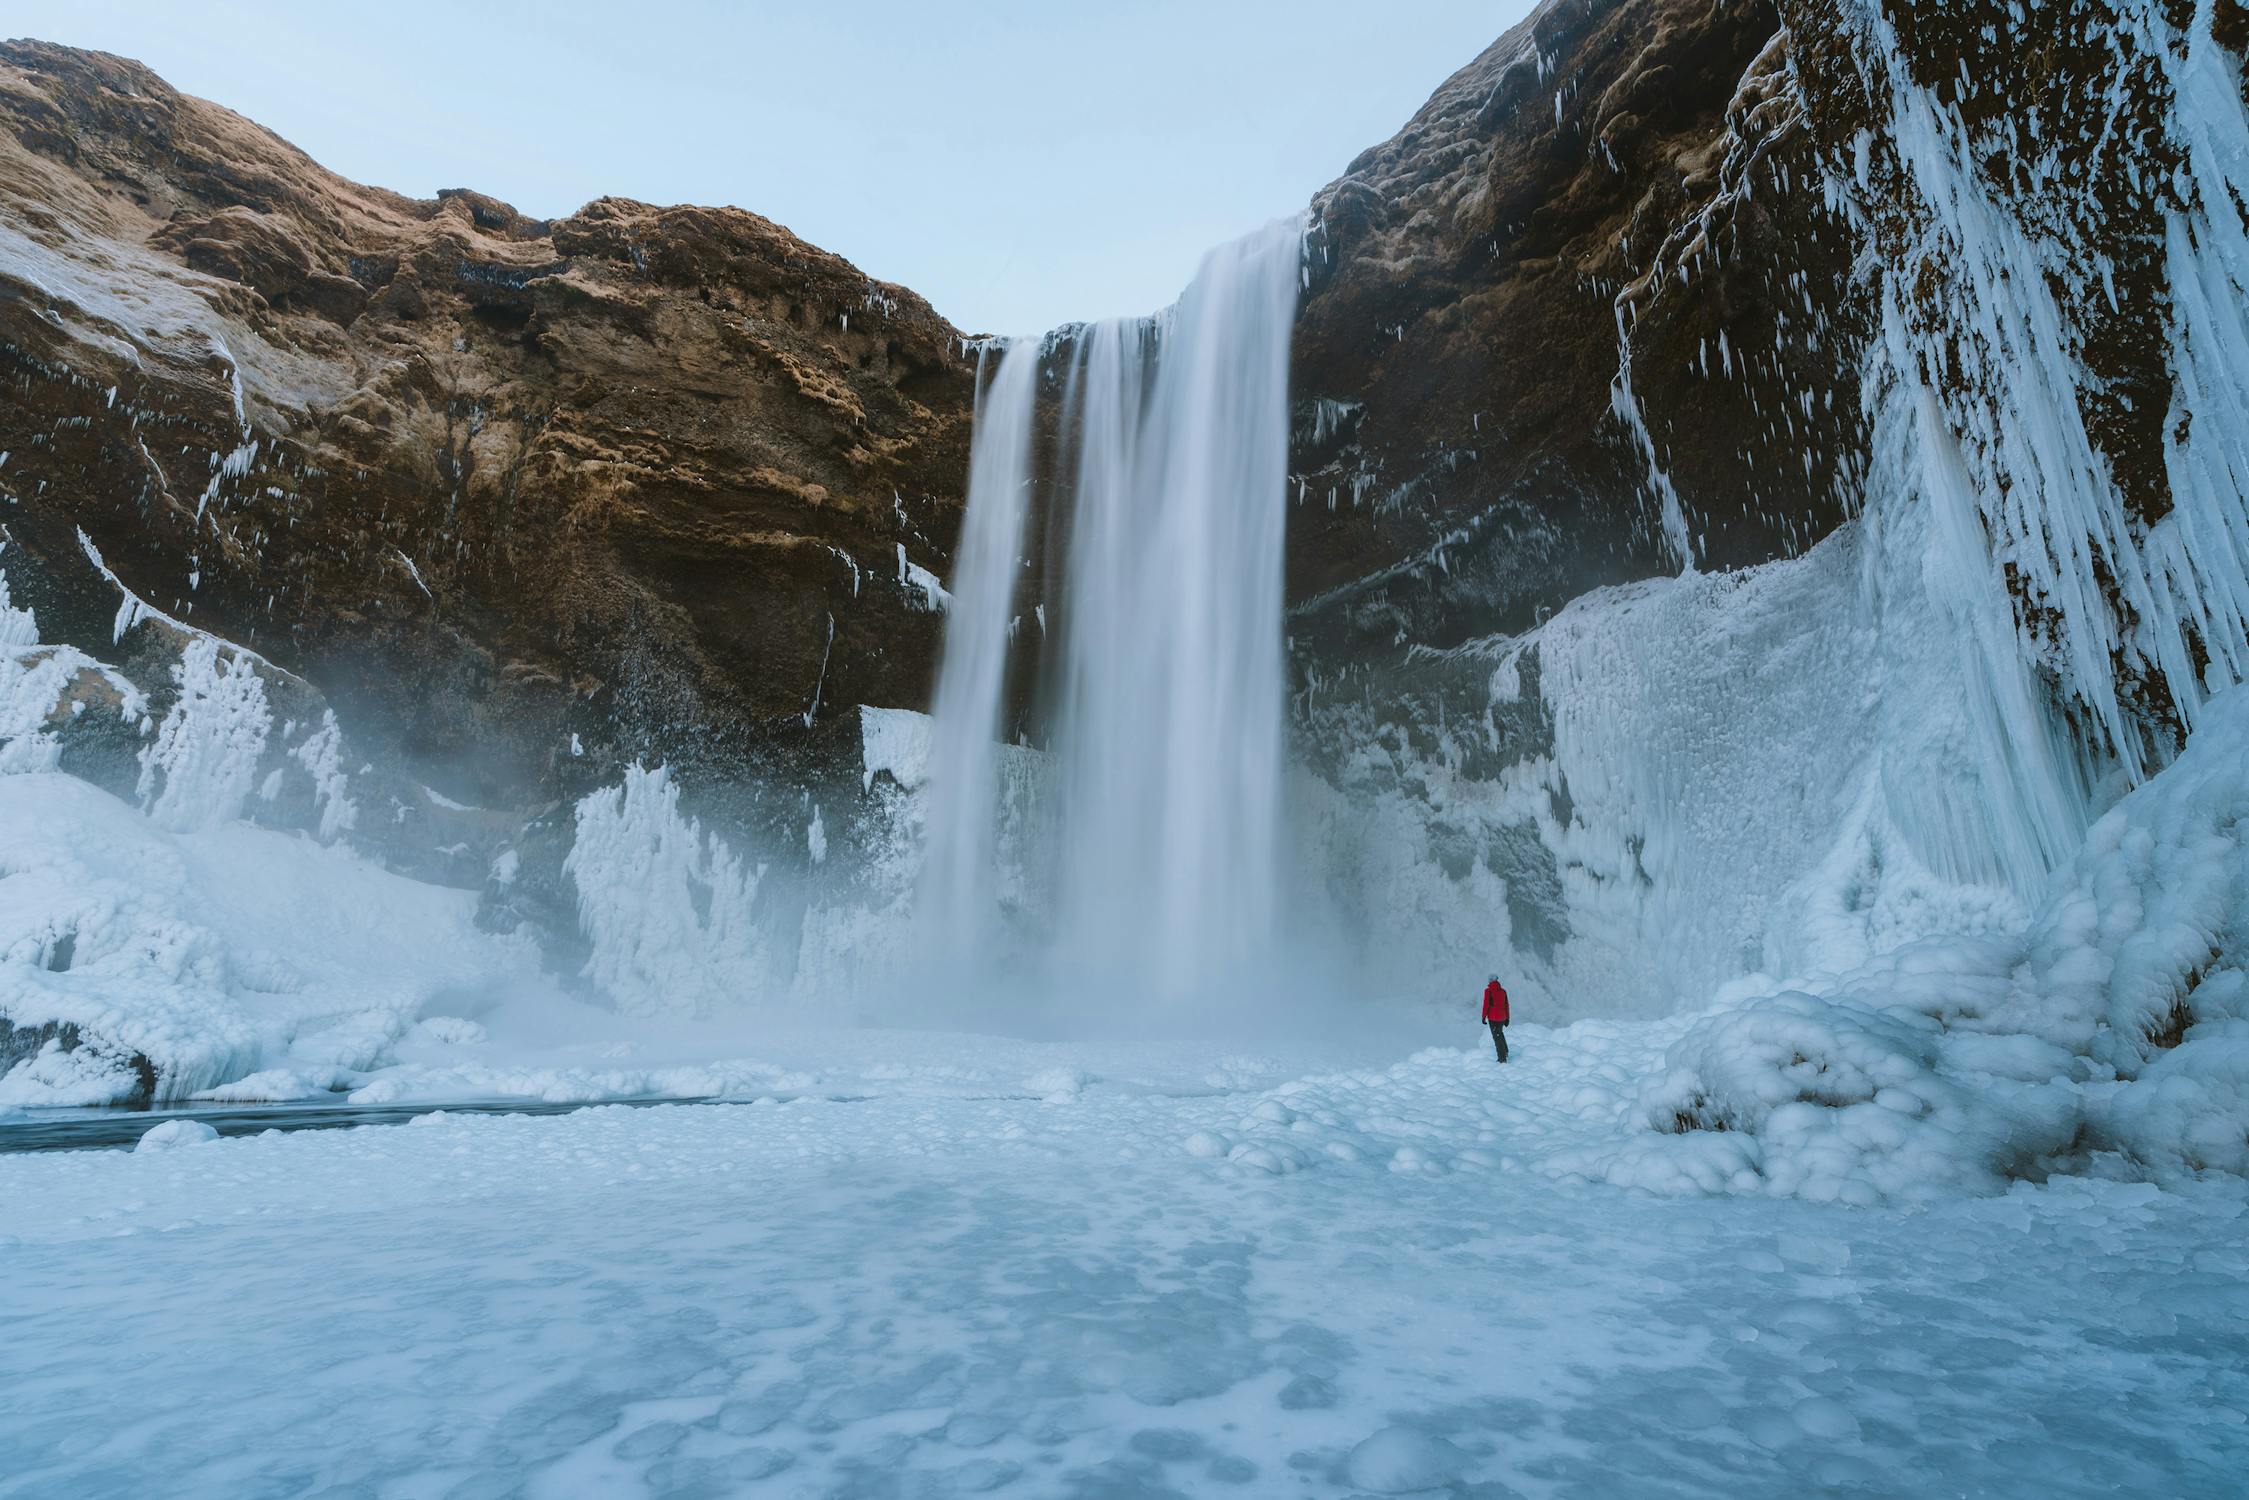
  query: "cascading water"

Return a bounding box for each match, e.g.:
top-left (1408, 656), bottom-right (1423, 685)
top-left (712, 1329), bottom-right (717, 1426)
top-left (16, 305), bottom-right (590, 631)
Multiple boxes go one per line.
top-left (921, 219), bottom-right (1302, 1002)
top-left (917, 340), bottom-right (1039, 963)
top-left (1057, 225), bottom-right (1300, 994)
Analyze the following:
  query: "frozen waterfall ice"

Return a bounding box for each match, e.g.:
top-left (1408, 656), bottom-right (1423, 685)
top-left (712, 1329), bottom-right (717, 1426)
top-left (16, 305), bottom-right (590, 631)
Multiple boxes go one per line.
top-left (921, 220), bottom-right (1302, 1001)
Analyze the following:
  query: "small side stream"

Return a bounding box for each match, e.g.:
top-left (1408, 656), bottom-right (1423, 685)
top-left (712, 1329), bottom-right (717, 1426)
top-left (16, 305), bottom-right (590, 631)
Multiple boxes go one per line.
top-left (0, 1093), bottom-right (873, 1154)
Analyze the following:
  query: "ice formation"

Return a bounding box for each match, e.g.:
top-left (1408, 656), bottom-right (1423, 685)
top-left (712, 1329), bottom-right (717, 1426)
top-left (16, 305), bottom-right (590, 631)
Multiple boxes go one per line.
top-left (0, 569), bottom-right (532, 1104)
top-left (0, 772), bottom-right (534, 1105)
top-left (1853, 0), bottom-right (2249, 772)
top-left (135, 635), bottom-right (271, 834)
top-left (565, 763), bottom-right (773, 1020)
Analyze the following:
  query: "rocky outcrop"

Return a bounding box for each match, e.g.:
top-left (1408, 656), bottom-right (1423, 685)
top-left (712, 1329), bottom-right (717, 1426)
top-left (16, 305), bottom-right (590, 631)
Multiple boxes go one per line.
top-left (1291, 0), bottom-right (1856, 665)
top-left (0, 39), bottom-right (976, 918)
top-left (1289, 0), bottom-right (2248, 770)
top-left (1286, 0), bottom-right (2249, 1008)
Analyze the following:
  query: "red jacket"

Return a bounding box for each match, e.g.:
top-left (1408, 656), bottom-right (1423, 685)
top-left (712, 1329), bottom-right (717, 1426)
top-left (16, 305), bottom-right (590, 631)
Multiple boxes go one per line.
top-left (1482, 981), bottom-right (1510, 1024)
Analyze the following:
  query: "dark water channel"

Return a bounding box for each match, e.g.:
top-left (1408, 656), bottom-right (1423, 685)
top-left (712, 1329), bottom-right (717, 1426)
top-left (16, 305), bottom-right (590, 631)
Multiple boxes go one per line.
top-left (0, 1093), bottom-right (864, 1154)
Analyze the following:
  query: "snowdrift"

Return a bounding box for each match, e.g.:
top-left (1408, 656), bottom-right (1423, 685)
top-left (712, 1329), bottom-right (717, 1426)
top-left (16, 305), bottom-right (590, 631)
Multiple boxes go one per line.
top-left (0, 567), bottom-right (533, 1104)
top-left (1206, 691), bottom-right (2249, 1203)
top-left (0, 772), bottom-right (534, 1105)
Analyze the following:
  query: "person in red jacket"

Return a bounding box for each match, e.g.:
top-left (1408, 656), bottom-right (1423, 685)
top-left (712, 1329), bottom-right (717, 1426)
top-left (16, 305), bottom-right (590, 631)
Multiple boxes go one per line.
top-left (1481, 975), bottom-right (1510, 1062)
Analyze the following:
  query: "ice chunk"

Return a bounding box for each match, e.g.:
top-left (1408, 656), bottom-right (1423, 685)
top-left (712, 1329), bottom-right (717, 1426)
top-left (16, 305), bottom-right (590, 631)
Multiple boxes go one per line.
top-left (134, 1118), bottom-right (217, 1151)
top-left (1346, 1428), bottom-right (1467, 1493)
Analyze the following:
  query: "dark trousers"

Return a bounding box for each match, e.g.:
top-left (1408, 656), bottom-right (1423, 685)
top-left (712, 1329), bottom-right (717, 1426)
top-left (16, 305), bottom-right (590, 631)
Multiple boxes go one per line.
top-left (1488, 1021), bottom-right (1508, 1062)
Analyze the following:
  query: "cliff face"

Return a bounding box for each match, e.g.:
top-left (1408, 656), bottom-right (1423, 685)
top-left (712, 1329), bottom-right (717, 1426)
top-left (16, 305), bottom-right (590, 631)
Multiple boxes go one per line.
top-left (1287, 0), bottom-right (2249, 1007)
top-left (1291, 0), bottom-right (1855, 663)
top-left (0, 40), bottom-right (974, 914)
top-left (1289, 0), bottom-right (2248, 760)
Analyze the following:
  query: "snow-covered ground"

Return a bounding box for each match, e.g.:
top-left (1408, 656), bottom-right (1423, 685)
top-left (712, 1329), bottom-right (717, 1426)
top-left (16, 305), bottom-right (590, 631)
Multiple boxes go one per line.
top-left (15, 682), bottom-right (2245, 1206)
top-left (4, 1035), bottom-right (2244, 1499)
top-left (0, 772), bottom-right (538, 1107)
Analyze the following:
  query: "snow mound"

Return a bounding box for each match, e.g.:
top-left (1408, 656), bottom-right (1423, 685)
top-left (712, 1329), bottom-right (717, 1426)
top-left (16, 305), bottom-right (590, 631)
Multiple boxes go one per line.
top-left (134, 1118), bottom-right (217, 1151)
top-left (1346, 1427), bottom-right (1467, 1493)
top-left (1184, 694), bottom-right (2249, 1205)
top-left (0, 773), bottom-right (535, 1104)
top-left (190, 1068), bottom-right (352, 1103)
top-left (1617, 986), bottom-right (2077, 1203)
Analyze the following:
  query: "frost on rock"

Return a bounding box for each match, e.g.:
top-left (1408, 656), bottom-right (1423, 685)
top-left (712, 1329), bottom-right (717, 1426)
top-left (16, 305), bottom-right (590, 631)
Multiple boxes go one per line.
top-left (0, 570), bottom-right (144, 776)
top-left (0, 773), bottom-right (533, 1104)
top-left (859, 705), bottom-right (933, 793)
top-left (895, 543), bottom-right (950, 613)
top-left (565, 764), bottom-right (774, 1018)
top-left (0, 1036), bottom-right (146, 1108)
top-left (0, 569), bottom-right (35, 653)
top-left (289, 711), bottom-right (358, 842)
top-left (136, 635), bottom-right (270, 833)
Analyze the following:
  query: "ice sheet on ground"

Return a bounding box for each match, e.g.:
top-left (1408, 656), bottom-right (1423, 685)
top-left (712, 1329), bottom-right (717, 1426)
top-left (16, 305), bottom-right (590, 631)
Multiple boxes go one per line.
top-left (2, 1040), bottom-right (2241, 1499)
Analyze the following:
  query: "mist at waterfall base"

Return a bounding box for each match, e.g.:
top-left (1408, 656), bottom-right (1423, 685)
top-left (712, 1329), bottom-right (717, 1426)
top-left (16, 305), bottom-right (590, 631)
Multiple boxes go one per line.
top-left (908, 218), bottom-right (1373, 1038)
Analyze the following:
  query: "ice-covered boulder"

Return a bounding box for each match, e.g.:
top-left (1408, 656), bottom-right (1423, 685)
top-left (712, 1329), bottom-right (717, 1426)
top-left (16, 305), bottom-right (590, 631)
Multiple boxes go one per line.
top-left (133, 1118), bottom-right (217, 1152)
top-left (1633, 989), bottom-right (2078, 1204)
top-left (0, 773), bottom-right (535, 1104)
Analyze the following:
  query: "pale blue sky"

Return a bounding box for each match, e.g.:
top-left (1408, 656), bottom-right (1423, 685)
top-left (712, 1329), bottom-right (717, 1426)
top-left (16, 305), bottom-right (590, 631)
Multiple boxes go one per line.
top-left (10, 1), bottom-right (1530, 334)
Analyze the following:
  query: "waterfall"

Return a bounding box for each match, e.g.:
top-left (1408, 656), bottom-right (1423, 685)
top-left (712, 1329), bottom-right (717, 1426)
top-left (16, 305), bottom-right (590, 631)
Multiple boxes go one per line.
top-left (921, 219), bottom-right (1301, 1001)
top-left (917, 339), bottom-right (1039, 962)
top-left (1055, 225), bottom-right (1301, 994)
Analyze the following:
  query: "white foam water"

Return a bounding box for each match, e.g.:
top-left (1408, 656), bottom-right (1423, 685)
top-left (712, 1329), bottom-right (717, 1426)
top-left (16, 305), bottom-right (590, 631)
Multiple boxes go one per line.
top-left (1055, 223), bottom-right (1301, 997)
top-left (922, 220), bottom-right (1302, 1003)
top-left (917, 340), bottom-right (1040, 964)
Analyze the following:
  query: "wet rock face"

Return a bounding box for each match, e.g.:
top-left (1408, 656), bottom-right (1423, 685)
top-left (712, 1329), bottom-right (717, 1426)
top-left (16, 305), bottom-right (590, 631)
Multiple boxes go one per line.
top-left (0, 39), bottom-right (975, 859)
